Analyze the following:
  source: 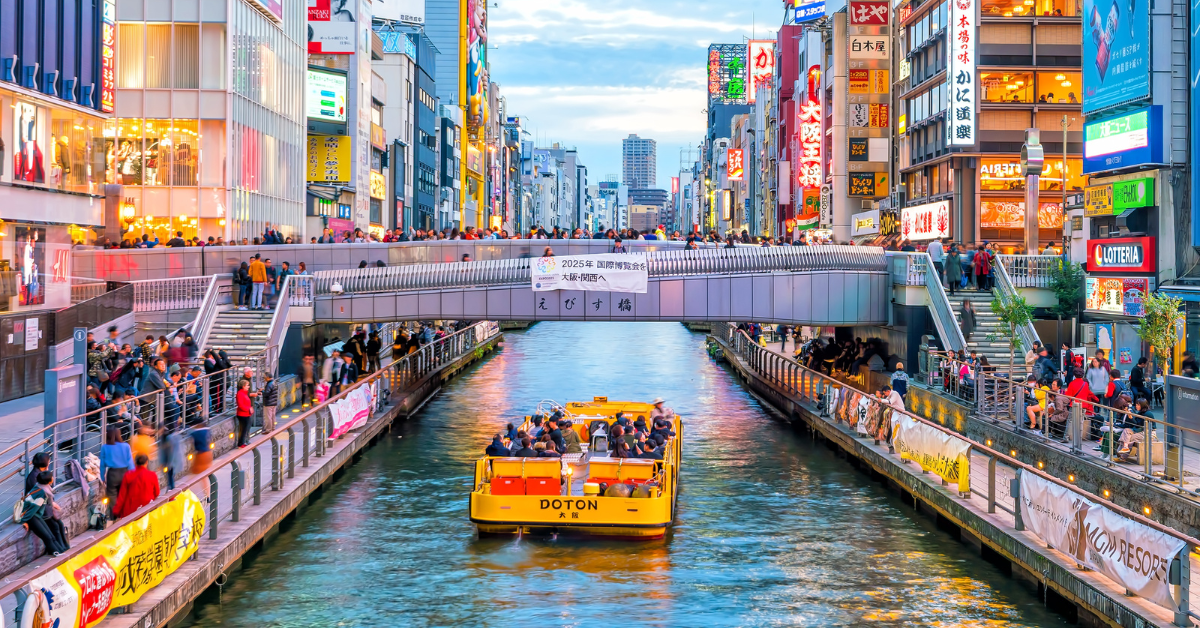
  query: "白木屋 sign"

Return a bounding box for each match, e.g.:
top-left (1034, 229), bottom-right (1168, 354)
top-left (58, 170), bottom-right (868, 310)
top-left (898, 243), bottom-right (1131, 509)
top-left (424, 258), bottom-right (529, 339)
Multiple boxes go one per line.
top-left (532, 254), bottom-right (649, 293)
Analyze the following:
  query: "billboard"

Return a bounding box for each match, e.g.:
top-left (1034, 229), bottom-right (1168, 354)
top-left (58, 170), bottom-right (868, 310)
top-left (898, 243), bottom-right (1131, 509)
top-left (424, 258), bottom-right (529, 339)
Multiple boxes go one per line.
top-left (1082, 0), bottom-right (1149, 113)
top-left (374, 0), bottom-right (424, 23)
top-left (308, 0), bottom-right (357, 54)
top-left (248, 0), bottom-right (283, 21)
top-left (707, 44), bottom-right (748, 105)
top-left (948, 0), bottom-right (977, 146)
top-left (306, 68), bottom-right (348, 123)
top-left (1083, 106), bottom-right (1163, 173)
top-left (100, 0), bottom-right (115, 113)
top-left (1086, 236), bottom-right (1156, 273)
top-left (849, 0), bottom-right (890, 24)
top-left (979, 201), bottom-right (1064, 229)
top-left (727, 149), bottom-right (744, 181)
top-left (796, 66), bottom-right (823, 228)
top-left (1086, 276), bottom-right (1153, 315)
top-left (747, 40), bottom-right (775, 104)
top-left (466, 0), bottom-right (489, 125)
top-left (307, 135), bottom-right (352, 182)
top-left (795, 0), bottom-right (826, 22)
top-left (901, 201), bottom-right (950, 240)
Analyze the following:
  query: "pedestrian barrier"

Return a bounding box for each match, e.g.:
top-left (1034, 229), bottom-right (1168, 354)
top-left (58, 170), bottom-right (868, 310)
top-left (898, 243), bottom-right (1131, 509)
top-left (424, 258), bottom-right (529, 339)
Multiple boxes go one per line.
top-left (713, 322), bottom-right (1197, 625)
top-left (0, 320), bottom-right (501, 627)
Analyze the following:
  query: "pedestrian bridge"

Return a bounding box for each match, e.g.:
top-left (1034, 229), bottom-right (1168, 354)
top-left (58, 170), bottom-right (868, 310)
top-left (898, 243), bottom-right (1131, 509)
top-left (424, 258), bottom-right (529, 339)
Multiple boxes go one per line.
top-left (305, 246), bottom-right (893, 326)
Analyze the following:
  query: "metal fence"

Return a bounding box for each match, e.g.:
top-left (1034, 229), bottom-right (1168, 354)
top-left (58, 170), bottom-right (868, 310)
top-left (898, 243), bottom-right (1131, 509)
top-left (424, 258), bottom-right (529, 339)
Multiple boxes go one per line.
top-left (890, 252), bottom-right (968, 352)
top-left (53, 283), bottom-right (134, 344)
top-left (997, 254), bottom-right (1057, 288)
top-left (712, 322), bottom-right (1196, 624)
top-left (0, 320), bottom-right (500, 624)
top-left (311, 245), bottom-right (889, 296)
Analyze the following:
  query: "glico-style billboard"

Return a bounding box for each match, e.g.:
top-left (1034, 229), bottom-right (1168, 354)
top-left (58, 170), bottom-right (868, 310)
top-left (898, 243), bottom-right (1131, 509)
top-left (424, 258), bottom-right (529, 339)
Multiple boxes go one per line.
top-left (1082, 106), bottom-right (1162, 174)
top-left (1082, 0), bottom-right (1149, 113)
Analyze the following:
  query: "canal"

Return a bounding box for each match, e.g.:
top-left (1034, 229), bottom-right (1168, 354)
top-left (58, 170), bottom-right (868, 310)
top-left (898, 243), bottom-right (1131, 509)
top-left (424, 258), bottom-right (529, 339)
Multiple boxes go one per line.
top-left (182, 322), bottom-right (1070, 627)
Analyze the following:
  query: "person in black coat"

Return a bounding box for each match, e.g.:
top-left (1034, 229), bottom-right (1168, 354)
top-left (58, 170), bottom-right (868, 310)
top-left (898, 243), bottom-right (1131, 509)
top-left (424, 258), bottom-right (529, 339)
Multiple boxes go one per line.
top-left (485, 435), bottom-right (508, 457)
top-left (511, 437), bottom-right (537, 457)
top-left (366, 332), bottom-right (382, 372)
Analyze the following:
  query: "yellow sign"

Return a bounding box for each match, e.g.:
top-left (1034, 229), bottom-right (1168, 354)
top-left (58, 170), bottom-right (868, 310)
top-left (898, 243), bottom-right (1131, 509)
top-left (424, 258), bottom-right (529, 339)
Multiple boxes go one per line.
top-left (369, 171), bottom-right (387, 200)
top-left (26, 491), bottom-right (206, 628)
top-left (898, 114), bottom-right (906, 135)
top-left (307, 135), bottom-right (351, 182)
top-left (370, 123), bottom-right (386, 150)
top-left (1085, 184), bottom-right (1113, 217)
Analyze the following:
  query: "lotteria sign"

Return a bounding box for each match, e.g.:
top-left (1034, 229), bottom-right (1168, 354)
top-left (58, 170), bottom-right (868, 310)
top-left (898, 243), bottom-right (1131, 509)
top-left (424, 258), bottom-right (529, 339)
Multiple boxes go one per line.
top-left (1086, 236), bottom-right (1156, 273)
top-left (1083, 106), bottom-right (1163, 174)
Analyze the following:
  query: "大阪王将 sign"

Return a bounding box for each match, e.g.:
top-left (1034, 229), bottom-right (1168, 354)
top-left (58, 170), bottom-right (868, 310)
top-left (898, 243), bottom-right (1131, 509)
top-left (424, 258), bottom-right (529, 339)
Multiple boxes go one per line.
top-left (1086, 236), bottom-right (1156, 273)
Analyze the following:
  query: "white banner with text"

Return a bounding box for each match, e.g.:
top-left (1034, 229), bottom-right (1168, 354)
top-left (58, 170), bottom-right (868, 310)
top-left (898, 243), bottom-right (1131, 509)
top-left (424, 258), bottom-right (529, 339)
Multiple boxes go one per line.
top-left (531, 254), bottom-right (649, 293)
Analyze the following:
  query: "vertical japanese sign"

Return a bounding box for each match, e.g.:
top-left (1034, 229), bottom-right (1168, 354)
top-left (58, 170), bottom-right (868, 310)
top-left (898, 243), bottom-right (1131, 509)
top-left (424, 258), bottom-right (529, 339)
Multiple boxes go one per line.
top-left (707, 44), bottom-right (748, 105)
top-left (847, 1), bottom-right (892, 198)
top-left (727, 149), bottom-right (744, 181)
top-left (747, 40), bottom-right (775, 104)
top-left (796, 66), bottom-right (823, 229)
top-left (100, 0), bottom-right (116, 112)
top-left (948, 0), bottom-right (977, 146)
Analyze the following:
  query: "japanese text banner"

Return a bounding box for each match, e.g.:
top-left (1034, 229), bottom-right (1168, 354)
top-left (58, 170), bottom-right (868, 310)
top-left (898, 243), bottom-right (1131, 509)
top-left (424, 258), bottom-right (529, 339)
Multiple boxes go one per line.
top-left (532, 254), bottom-right (649, 293)
top-left (26, 490), bottom-right (206, 628)
top-left (890, 413), bottom-right (971, 492)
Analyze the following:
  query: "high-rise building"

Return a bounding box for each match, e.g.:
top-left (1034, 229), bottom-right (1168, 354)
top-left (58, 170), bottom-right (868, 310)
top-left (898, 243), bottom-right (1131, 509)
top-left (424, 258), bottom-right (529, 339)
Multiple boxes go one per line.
top-left (622, 134), bottom-right (656, 190)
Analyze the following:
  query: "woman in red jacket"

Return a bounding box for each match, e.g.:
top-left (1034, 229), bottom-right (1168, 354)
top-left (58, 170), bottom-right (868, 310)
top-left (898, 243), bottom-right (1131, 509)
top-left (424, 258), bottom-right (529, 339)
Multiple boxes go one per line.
top-left (236, 379), bottom-right (254, 447)
top-left (113, 453), bottom-right (160, 519)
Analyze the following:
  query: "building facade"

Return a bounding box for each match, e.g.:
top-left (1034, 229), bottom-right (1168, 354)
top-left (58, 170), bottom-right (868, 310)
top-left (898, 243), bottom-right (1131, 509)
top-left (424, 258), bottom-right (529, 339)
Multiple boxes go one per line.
top-left (622, 134), bottom-right (656, 190)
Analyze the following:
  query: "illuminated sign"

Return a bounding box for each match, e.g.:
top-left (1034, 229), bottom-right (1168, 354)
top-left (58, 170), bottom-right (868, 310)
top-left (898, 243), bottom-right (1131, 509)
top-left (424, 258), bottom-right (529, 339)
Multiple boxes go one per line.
top-left (371, 123), bottom-right (386, 150)
top-left (671, 177), bottom-right (680, 194)
top-left (849, 172), bottom-right (888, 197)
top-left (794, 66), bottom-right (824, 228)
top-left (850, 0), bottom-right (890, 24)
top-left (307, 135), bottom-right (353, 182)
top-left (708, 44), bottom-right (748, 104)
top-left (370, 171), bottom-right (387, 200)
top-left (948, 0), bottom-right (976, 145)
top-left (747, 41), bottom-right (775, 104)
top-left (794, 0), bottom-right (826, 22)
top-left (1083, 106), bottom-right (1163, 174)
top-left (1084, 177), bottom-right (1155, 216)
top-left (898, 114), bottom-right (907, 135)
top-left (901, 201), bottom-right (950, 240)
top-left (727, 149), bottom-right (744, 181)
top-left (1085, 277), bottom-right (1152, 316)
top-left (1086, 236), bottom-right (1156, 273)
top-left (100, 0), bottom-right (115, 112)
top-left (979, 201), bottom-right (1063, 229)
top-left (306, 68), bottom-right (348, 123)
top-left (851, 209), bottom-right (881, 236)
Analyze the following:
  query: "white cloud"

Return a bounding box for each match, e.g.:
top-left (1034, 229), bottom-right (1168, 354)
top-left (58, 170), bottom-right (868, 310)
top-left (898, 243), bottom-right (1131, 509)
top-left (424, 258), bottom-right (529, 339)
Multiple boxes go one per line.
top-left (490, 0), bottom-right (755, 47)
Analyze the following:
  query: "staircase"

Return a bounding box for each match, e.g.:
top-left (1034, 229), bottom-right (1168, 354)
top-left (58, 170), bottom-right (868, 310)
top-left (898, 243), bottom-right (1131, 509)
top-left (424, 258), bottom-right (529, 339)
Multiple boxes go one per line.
top-left (206, 308), bottom-right (272, 359)
top-left (951, 291), bottom-right (1027, 368)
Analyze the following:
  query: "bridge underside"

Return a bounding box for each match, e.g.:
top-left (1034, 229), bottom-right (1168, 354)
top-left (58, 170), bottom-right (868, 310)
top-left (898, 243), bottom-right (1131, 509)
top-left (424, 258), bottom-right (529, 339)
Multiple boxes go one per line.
top-left (314, 270), bottom-right (890, 326)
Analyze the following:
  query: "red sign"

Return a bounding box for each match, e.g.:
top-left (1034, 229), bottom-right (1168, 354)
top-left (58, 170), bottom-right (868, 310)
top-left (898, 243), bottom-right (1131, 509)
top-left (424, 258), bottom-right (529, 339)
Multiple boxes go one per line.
top-left (899, 4), bottom-right (913, 22)
top-left (75, 555), bottom-right (117, 625)
top-left (795, 65), bottom-right (823, 227)
top-left (1087, 236), bottom-right (1156, 273)
top-left (671, 177), bottom-right (680, 194)
top-left (850, 0), bottom-right (890, 24)
top-left (727, 149), bottom-right (744, 181)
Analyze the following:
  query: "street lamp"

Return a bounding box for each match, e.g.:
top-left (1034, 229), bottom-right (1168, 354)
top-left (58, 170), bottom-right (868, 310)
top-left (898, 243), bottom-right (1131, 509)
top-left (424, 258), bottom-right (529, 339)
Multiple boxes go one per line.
top-left (120, 197), bottom-right (137, 231)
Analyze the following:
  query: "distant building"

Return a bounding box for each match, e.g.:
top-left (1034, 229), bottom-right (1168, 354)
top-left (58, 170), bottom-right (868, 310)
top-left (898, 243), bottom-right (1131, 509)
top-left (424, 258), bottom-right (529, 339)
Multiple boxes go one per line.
top-left (622, 134), bottom-right (657, 190)
top-left (629, 205), bottom-right (661, 232)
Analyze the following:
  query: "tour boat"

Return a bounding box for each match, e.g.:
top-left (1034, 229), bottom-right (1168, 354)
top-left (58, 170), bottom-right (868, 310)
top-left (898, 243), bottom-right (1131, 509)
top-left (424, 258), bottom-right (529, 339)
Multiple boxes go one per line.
top-left (469, 397), bottom-right (682, 539)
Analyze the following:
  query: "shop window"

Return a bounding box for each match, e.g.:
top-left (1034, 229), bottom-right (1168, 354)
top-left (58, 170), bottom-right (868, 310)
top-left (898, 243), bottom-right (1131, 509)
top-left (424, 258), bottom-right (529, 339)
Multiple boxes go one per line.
top-left (112, 119), bottom-right (144, 186)
top-left (1036, 72), bottom-right (1081, 104)
top-left (49, 113), bottom-right (100, 195)
top-left (171, 120), bottom-right (199, 186)
top-left (142, 119), bottom-right (172, 186)
top-left (145, 24), bottom-right (172, 89)
top-left (200, 24), bottom-right (226, 89)
top-left (980, 72), bottom-right (1034, 103)
top-left (982, 0), bottom-right (1078, 16)
top-left (1039, 158), bottom-right (1084, 191)
top-left (117, 24), bottom-right (144, 88)
top-left (980, 157), bottom-right (1023, 191)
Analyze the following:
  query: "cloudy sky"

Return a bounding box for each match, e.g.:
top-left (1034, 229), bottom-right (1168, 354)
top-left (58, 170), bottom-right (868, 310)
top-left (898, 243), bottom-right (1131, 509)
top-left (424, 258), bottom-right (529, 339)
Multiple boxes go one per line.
top-left (488, 0), bottom-right (785, 190)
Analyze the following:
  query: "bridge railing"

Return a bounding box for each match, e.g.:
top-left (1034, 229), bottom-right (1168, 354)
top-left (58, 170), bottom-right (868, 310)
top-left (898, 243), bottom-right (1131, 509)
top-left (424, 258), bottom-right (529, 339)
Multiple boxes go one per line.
top-left (0, 320), bottom-right (501, 625)
top-left (312, 245), bottom-right (888, 296)
top-left (992, 259), bottom-right (1042, 354)
top-left (712, 322), bottom-right (1196, 624)
top-left (997, 254), bottom-right (1056, 288)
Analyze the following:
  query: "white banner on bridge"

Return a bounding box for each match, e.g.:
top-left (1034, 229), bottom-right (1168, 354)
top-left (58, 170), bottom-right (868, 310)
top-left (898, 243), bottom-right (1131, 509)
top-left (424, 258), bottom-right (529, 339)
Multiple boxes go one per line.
top-left (890, 413), bottom-right (970, 492)
top-left (1020, 470), bottom-right (1186, 612)
top-left (531, 254), bottom-right (648, 293)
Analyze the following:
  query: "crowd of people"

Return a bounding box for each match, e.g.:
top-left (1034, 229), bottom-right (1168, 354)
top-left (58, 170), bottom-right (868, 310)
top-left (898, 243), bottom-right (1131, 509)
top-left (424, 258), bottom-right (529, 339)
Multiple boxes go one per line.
top-left (484, 399), bottom-right (677, 461)
top-left (915, 236), bottom-right (1061, 295)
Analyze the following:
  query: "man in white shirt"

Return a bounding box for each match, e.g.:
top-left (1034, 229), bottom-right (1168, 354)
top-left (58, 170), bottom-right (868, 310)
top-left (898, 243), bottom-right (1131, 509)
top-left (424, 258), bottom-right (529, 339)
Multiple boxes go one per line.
top-left (927, 238), bottom-right (945, 285)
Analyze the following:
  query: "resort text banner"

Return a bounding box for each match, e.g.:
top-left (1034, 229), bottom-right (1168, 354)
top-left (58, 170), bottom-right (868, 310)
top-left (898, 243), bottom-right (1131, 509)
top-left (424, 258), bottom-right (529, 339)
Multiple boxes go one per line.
top-left (25, 490), bottom-right (206, 628)
top-left (531, 254), bottom-right (649, 293)
top-left (890, 413), bottom-right (970, 492)
top-left (1019, 471), bottom-right (1186, 611)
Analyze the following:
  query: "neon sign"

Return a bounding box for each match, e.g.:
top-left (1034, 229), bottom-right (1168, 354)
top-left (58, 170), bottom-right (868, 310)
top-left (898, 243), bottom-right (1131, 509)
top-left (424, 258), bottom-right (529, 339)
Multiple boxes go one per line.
top-left (100, 0), bottom-right (116, 112)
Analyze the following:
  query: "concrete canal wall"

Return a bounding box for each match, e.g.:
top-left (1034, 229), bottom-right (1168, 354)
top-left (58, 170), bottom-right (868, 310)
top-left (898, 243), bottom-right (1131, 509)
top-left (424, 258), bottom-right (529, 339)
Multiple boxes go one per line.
top-left (90, 333), bottom-right (502, 628)
top-left (713, 335), bottom-right (1185, 628)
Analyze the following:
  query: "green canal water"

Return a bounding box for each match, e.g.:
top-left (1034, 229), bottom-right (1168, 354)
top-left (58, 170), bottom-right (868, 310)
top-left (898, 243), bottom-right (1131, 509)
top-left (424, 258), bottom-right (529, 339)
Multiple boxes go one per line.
top-left (182, 322), bottom-right (1071, 627)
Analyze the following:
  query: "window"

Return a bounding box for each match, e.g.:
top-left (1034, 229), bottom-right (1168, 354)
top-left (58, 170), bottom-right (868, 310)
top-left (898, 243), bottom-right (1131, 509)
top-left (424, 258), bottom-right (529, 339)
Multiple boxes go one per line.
top-left (1040, 158), bottom-right (1084, 191)
top-left (145, 24), bottom-right (172, 88)
top-left (982, 0), bottom-right (1079, 16)
top-left (112, 119), bottom-right (144, 186)
top-left (201, 24), bottom-right (226, 89)
top-left (1036, 72), bottom-right (1081, 104)
top-left (980, 72), bottom-right (1034, 103)
top-left (173, 24), bottom-right (199, 89)
top-left (142, 119), bottom-right (173, 186)
top-left (117, 24), bottom-right (144, 88)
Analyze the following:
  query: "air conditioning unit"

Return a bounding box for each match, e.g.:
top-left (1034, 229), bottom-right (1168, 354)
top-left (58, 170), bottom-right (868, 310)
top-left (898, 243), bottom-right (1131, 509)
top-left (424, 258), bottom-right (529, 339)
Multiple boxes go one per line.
top-left (1082, 324), bottom-right (1096, 345)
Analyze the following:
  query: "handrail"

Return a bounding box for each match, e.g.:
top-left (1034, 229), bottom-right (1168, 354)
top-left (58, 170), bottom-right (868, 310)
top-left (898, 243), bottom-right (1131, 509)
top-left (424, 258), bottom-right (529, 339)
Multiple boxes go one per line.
top-left (892, 252), bottom-right (967, 352)
top-left (262, 276), bottom-right (294, 377)
top-left (997, 254), bottom-right (1056, 288)
top-left (0, 320), bottom-right (501, 604)
top-left (188, 275), bottom-right (223, 350)
top-left (131, 276), bottom-right (212, 312)
top-left (712, 322), bottom-right (1200, 548)
top-left (312, 245), bottom-right (889, 296)
top-left (992, 259), bottom-right (1040, 355)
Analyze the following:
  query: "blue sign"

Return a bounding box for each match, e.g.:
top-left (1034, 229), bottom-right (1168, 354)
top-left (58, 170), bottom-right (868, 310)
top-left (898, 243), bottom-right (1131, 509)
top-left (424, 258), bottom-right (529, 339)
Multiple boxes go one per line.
top-left (1082, 106), bottom-right (1163, 174)
top-left (1082, 0), bottom-right (1150, 113)
top-left (795, 0), bottom-right (826, 22)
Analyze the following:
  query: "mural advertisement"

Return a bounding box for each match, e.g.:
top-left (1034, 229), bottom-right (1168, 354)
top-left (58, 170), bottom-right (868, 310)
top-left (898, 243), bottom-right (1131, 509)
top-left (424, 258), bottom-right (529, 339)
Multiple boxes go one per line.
top-left (466, 0), bottom-right (488, 125)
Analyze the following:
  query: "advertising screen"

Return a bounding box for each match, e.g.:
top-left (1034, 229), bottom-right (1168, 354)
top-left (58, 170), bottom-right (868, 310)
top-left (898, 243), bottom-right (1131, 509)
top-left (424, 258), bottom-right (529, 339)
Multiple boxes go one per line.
top-left (306, 69), bottom-right (348, 123)
top-left (1082, 0), bottom-right (1149, 113)
top-left (1086, 277), bottom-right (1152, 316)
top-left (1083, 106), bottom-right (1162, 173)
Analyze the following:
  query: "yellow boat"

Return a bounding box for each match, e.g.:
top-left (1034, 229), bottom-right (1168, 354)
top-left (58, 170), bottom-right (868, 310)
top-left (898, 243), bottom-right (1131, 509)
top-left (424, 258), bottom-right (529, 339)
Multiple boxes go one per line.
top-left (469, 397), bottom-right (682, 539)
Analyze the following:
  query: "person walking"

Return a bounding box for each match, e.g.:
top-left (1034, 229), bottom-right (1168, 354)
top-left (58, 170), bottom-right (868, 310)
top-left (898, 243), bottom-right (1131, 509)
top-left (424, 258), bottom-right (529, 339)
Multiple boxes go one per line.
top-left (975, 243), bottom-right (992, 292)
top-left (960, 299), bottom-right (977, 342)
top-left (113, 453), bottom-right (160, 519)
top-left (100, 426), bottom-right (134, 518)
top-left (945, 243), bottom-right (962, 295)
top-left (366, 331), bottom-right (382, 372)
top-left (299, 354), bottom-right (316, 406)
top-left (261, 372), bottom-right (278, 433)
top-left (249, 255), bottom-right (268, 310)
top-left (927, 237), bottom-right (945, 284)
top-left (236, 261), bottom-right (251, 310)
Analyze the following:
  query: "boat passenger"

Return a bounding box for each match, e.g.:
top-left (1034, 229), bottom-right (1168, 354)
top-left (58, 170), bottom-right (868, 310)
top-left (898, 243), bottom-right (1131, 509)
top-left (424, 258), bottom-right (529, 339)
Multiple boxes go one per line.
top-left (533, 442), bottom-right (561, 458)
top-left (545, 418), bottom-right (566, 451)
top-left (652, 417), bottom-right (675, 439)
top-left (485, 434), bottom-right (508, 457)
top-left (560, 419), bottom-right (583, 454)
top-left (512, 437), bottom-right (537, 457)
top-left (650, 397), bottom-right (670, 421)
top-left (530, 415), bottom-right (545, 438)
top-left (505, 423), bottom-right (519, 441)
top-left (633, 417), bottom-right (649, 435)
top-left (640, 439), bottom-right (664, 460)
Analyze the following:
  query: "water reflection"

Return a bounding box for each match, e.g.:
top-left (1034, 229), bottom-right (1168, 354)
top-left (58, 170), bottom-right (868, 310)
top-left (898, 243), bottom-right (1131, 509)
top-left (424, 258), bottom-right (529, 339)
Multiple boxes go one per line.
top-left (182, 322), bottom-right (1068, 628)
